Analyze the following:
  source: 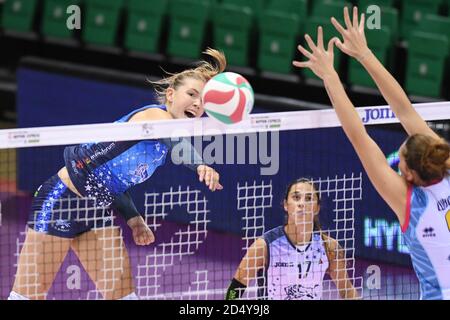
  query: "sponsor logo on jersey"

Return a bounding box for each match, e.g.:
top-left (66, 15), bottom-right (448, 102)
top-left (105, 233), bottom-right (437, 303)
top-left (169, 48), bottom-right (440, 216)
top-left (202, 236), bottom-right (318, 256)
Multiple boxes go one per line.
top-left (71, 160), bottom-right (79, 174)
top-left (284, 284), bottom-right (319, 300)
top-left (102, 210), bottom-right (113, 223)
top-left (90, 142), bottom-right (116, 161)
top-left (132, 163), bottom-right (149, 181)
top-left (274, 262), bottom-right (295, 268)
top-left (75, 160), bottom-right (84, 169)
top-left (422, 227), bottom-right (436, 238)
top-left (53, 219), bottom-right (71, 232)
top-left (437, 195), bottom-right (450, 212)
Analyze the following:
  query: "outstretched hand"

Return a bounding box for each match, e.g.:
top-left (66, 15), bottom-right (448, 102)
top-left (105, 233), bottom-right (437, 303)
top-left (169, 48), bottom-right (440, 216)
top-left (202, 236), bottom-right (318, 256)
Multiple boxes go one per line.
top-left (331, 6), bottom-right (371, 62)
top-left (127, 216), bottom-right (155, 246)
top-left (292, 26), bottom-right (338, 80)
top-left (197, 165), bottom-right (223, 192)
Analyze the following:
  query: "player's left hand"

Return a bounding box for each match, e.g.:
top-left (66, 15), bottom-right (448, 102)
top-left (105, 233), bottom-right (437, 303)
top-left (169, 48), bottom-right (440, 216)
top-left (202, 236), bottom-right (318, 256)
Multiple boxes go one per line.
top-left (197, 165), bottom-right (223, 192)
top-left (331, 7), bottom-right (370, 62)
top-left (292, 26), bottom-right (338, 80)
top-left (127, 216), bottom-right (155, 246)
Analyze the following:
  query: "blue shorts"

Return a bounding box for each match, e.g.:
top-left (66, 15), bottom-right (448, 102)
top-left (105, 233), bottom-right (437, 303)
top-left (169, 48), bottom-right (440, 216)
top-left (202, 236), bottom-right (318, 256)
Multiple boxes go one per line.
top-left (28, 174), bottom-right (114, 238)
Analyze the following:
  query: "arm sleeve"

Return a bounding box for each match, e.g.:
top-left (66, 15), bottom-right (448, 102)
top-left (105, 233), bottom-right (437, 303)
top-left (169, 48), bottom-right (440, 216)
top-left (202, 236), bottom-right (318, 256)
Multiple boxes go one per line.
top-left (225, 278), bottom-right (247, 300)
top-left (110, 191), bottom-right (141, 221)
top-left (160, 137), bottom-right (204, 172)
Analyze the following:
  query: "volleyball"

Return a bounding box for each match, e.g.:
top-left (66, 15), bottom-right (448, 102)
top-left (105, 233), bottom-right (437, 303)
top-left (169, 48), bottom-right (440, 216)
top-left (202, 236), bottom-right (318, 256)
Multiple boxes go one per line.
top-left (202, 72), bottom-right (254, 124)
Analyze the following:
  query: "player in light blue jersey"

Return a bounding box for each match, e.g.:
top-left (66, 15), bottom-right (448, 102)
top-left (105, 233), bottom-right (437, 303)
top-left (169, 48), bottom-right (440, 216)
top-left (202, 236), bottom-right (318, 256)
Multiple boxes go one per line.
top-left (9, 49), bottom-right (227, 300)
top-left (293, 6), bottom-right (450, 299)
top-left (226, 179), bottom-right (359, 300)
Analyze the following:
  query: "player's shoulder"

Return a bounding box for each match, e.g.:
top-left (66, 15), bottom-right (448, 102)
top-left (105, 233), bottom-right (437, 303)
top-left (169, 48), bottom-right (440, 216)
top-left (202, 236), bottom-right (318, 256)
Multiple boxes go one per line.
top-left (253, 238), bottom-right (267, 248)
top-left (411, 185), bottom-right (429, 208)
top-left (262, 225), bottom-right (285, 244)
top-left (246, 238), bottom-right (267, 256)
top-left (130, 106), bottom-right (172, 122)
top-left (141, 107), bottom-right (172, 120)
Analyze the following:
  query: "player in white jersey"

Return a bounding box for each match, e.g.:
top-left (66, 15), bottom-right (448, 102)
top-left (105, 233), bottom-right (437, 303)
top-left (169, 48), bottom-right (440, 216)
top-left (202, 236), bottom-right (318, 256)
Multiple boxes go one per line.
top-left (293, 6), bottom-right (450, 299)
top-left (226, 179), bottom-right (359, 300)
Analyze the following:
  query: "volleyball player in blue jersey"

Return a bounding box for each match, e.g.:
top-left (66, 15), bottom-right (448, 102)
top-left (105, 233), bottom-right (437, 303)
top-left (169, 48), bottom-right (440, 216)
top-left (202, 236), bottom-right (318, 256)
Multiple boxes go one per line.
top-left (226, 179), bottom-right (359, 300)
top-left (8, 49), bottom-right (226, 300)
top-left (293, 7), bottom-right (450, 299)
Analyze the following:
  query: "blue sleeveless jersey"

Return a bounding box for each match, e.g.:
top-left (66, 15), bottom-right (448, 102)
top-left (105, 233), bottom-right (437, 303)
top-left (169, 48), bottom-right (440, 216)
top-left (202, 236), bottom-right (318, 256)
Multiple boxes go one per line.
top-left (402, 173), bottom-right (450, 300)
top-left (64, 105), bottom-right (169, 206)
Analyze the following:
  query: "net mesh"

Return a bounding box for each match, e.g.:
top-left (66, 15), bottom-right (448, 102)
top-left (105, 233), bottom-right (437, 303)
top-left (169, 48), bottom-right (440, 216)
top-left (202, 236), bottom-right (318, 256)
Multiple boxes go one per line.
top-left (1, 103), bottom-right (449, 300)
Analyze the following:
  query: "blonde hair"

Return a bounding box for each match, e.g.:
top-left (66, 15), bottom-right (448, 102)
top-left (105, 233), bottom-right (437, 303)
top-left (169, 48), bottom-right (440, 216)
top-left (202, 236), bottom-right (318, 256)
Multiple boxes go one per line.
top-left (150, 48), bottom-right (227, 104)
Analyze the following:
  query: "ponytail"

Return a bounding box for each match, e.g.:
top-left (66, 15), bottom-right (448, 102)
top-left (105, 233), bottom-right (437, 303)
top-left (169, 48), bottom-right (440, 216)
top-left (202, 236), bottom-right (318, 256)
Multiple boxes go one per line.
top-left (150, 48), bottom-right (227, 104)
top-left (404, 134), bottom-right (450, 182)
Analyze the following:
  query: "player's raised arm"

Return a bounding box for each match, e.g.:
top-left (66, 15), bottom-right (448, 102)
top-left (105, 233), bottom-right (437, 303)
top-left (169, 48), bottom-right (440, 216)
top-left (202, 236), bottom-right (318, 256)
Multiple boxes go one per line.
top-left (293, 27), bottom-right (408, 225)
top-left (130, 108), bottom-right (223, 192)
top-left (331, 6), bottom-right (439, 139)
top-left (161, 137), bottom-right (224, 192)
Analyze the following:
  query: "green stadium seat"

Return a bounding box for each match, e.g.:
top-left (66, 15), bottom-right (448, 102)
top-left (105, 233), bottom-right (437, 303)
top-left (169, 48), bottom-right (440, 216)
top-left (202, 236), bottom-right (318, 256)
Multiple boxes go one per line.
top-left (302, 17), bottom-right (343, 80)
top-left (348, 28), bottom-right (392, 88)
top-left (380, 7), bottom-right (399, 44)
top-left (445, 0), bottom-right (450, 13)
top-left (82, 0), bottom-right (124, 47)
top-left (212, 4), bottom-right (254, 67)
top-left (176, 0), bottom-right (219, 9)
top-left (357, 0), bottom-right (394, 9)
top-left (311, 0), bottom-right (352, 20)
top-left (258, 10), bottom-right (300, 74)
top-left (405, 32), bottom-right (448, 98)
top-left (1, 0), bottom-right (38, 33)
top-left (222, 0), bottom-right (266, 20)
top-left (167, 0), bottom-right (210, 59)
top-left (42, 0), bottom-right (81, 39)
top-left (267, 0), bottom-right (307, 14)
top-left (410, 14), bottom-right (450, 51)
top-left (0, 1), bottom-right (3, 28)
top-left (400, 0), bottom-right (441, 40)
top-left (124, 0), bottom-right (167, 54)
top-left (266, 0), bottom-right (308, 33)
top-left (192, 0), bottom-right (220, 7)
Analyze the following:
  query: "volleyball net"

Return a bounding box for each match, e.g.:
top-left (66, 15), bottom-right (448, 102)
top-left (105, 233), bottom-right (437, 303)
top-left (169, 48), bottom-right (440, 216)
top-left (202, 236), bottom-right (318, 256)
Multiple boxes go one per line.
top-left (1, 102), bottom-right (449, 300)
